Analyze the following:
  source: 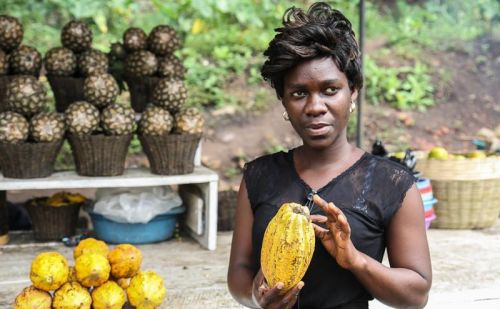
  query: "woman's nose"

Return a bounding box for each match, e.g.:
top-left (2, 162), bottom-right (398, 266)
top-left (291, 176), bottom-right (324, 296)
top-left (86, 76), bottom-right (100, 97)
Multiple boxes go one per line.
top-left (304, 93), bottom-right (327, 116)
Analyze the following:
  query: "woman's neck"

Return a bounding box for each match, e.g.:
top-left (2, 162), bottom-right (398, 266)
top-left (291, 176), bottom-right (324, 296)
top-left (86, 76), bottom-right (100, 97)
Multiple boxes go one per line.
top-left (296, 137), bottom-right (355, 169)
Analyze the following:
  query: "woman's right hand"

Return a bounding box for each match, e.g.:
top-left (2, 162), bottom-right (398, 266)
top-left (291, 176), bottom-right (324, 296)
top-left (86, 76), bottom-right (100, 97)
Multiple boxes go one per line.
top-left (252, 269), bottom-right (304, 309)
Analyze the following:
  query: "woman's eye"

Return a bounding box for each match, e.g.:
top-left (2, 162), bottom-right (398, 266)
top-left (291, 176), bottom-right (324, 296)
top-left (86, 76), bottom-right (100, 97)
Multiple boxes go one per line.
top-left (324, 87), bottom-right (338, 95)
top-left (291, 91), bottom-right (306, 97)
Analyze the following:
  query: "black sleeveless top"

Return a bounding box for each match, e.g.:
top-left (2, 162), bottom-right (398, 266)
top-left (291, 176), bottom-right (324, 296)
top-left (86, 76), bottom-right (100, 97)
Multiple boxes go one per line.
top-left (243, 149), bottom-right (415, 309)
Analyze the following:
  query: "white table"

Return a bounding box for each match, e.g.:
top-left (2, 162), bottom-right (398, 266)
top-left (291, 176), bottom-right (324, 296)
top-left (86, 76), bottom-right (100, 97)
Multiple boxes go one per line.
top-left (0, 166), bottom-right (219, 250)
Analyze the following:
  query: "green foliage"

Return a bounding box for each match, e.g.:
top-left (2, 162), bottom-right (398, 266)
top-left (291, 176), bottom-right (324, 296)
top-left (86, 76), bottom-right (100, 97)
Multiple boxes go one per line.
top-left (365, 57), bottom-right (434, 111)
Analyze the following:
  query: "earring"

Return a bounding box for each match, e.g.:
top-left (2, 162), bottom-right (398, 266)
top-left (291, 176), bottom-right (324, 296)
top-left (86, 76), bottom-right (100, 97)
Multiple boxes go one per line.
top-left (282, 111), bottom-right (290, 121)
top-left (349, 101), bottom-right (356, 113)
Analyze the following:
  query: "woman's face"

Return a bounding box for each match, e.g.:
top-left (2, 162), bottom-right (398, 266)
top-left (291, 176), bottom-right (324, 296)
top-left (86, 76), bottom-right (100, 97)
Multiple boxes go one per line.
top-left (282, 57), bottom-right (357, 150)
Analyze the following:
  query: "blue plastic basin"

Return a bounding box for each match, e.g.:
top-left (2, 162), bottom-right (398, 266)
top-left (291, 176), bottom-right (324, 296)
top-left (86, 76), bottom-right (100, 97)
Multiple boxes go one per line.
top-left (88, 206), bottom-right (185, 244)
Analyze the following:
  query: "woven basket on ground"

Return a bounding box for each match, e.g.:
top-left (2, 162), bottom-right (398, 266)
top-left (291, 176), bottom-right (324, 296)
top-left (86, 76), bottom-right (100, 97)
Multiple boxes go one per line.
top-left (139, 133), bottom-right (201, 175)
top-left (0, 140), bottom-right (63, 178)
top-left (68, 134), bottom-right (131, 176)
top-left (416, 154), bottom-right (500, 229)
top-left (0, 75), bottom-right (11, 112)
top-left (25, 197), bottom-right (82, 241)
top-left (47, 75), bottom-right (85, 112)
top-left (218, 190), bottom-right (238, 231)
top-left (123, 75), bottom-right (160, 113)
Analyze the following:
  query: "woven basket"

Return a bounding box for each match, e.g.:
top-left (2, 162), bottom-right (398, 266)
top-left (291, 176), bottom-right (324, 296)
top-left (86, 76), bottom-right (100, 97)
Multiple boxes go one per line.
top-left (416, 155), bottom-right (500, 180)
top-left (123, 75), bottom-right (160, 112)
top-left (139, 133), bottom-right (201, 175)
top-left (218, 190), bottom-right (238, 231)
top-left (430, 179), bottom-right (500, 229)
top-left (25, 197), bottom-right (82, 241)
top-left (0, 75), bottom-right (11, 112)
top-left (68, 134), bottom-right (131, 176)
top-left (47, 75), bottom-right (85, 112)
top-left (416, 154), bottom-right (500, 229)
top-left (0, 140), bottom-right (63, 178)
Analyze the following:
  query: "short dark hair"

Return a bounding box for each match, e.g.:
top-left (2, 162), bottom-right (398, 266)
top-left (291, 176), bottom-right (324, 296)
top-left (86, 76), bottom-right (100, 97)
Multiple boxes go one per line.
top-left (261, 2), bottom-right (363, 99)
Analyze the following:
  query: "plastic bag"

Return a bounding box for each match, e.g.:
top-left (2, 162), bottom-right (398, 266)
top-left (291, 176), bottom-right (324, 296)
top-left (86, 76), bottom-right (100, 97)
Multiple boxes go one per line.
top-left (92, 186), bottom-right (183, 224)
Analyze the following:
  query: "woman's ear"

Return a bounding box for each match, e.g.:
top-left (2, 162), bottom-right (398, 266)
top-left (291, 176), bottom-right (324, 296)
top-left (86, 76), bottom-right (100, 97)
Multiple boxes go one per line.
top-left (351, 89), bottom-right (359, 102)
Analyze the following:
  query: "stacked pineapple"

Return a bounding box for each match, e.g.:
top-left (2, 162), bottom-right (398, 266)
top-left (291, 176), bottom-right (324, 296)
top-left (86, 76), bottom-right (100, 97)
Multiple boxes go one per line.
top-left (44, 20), bottom-right (115, 112)
top-left (14, 238), bottom-right (167, 308)
top-left (0, 15), bottom-right (66, 178)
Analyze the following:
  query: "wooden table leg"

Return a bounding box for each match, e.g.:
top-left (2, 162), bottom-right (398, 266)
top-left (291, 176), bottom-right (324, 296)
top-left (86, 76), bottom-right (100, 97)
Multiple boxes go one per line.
top-left (0, 191), bottom-right (8, 245)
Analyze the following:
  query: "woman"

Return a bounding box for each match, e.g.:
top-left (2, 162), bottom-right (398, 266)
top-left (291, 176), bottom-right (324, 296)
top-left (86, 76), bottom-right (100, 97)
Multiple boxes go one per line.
top-left (228, 2), bottom-right (432, 309)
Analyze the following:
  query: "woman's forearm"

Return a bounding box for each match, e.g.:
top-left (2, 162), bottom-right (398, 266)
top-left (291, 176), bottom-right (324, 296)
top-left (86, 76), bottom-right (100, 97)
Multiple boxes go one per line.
top-left (228, 264), bottom-right (259, 308)
top-left (349, 252), bottom-right (431, 308)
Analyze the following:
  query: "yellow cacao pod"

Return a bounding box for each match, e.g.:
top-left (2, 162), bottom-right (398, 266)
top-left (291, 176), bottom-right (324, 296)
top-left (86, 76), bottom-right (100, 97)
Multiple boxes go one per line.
top-left (261, 203), bottom-right (315, 293)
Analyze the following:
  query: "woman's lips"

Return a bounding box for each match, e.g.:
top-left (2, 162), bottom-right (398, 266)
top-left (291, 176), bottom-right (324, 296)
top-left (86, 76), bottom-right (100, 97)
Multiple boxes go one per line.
top-left (305, 123), bottom-right (331, 136)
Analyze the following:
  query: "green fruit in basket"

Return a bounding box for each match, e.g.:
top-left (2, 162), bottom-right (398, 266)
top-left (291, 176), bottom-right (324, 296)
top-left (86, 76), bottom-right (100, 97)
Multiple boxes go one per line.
top-left (9, 45), bottom-right (42, 75)
top-left (158, 54), bottom-right (185, 79)
top-left (101, 103), bottom-right (135, 136)
top-left (65, 101), bottom-right (99, 135)
top-left (0, 15), bottom-right (23, 52)
top-left (152, 78), bottom-right (187, 113)
top-left (0, 49), bottom-right (10, 75)
top-left (467, 150), bottom-right (487, 159)
top-left (29, 112), bottom-right (65, 143)
top-left (77, 48), bottom-right (108, 77)
top-left (147, 25), bottom-right (181, 56)
top-left (174, 107), bottom-right (204, 134)
top-left (44, 47), bottom-right (77, 76)
top-left (125, 50), bottom-right (157, 77)
top-left (0, 111), bottom-right (29, 143)
top-left (61, 20), bottom-right (92, 53)
top-left (5, 75), bottom-right (47, 117)
top-left (123, 27), bottom-right (147, 52)
top-left (83, 73), bottom-right (119, 108)
top-left (428, 146), bottom-right (448, 160)
top-left (138, 104), bottom-right (173, 136)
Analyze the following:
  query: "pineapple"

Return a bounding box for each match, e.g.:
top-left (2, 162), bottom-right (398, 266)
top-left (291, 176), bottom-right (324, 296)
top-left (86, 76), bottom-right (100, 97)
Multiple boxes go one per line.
top-left (65, 101), bottom-right (99, 135)
top-left (83, 73), bottom-right (119, 108)
top-left (123, 27), bottom-right (147, 52)
top-left (5, 75), bottom-right (47, 117)
top-left (158, 54), bottom-right (185, 79)
top-left (78, 48), bottom-right (108, 77)
top-left (124, 50), bottom-right (157, 77)
top-left (44, 47), bottom-right (77, 76)
top-left (0, 15), bottom-right (23, 52)
top-left (147, 25), bottom-right (181, 56)
top-left (101, 103), bottom-right (135, 135)
top-left (9, 45), bottom-right (42, 76)
top-left (138, 105), bottom-right (173, 136)
top-left (0, 49), bottom-right (9, 75)
top-left (152, 78), bottom-right (187, 113)
top-left (29, 112), bottom-right (65, 143)
top-left (0, 111), bottom-right (29, 143)
top-left (61, 20), bottom-right (92, 53)
top-left (109, 42), bottom-right (127, 61)
top-left (174, 107), bottom-right (204, 134)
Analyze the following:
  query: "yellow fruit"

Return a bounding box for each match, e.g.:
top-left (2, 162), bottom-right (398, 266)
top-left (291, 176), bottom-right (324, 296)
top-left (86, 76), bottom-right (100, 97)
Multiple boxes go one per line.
top-left (108, 244), bottom-right (143, 278)
top-left (127, 271), bottom-right (166, 309)
top-left (74, 253), bottom-right (110, 288)
top-left (92, 281), bottom-right (127, 309)
top-left (52, 282), bottom-right (92, 309)
top-left (261, 203), bottom-right (315, 293)
top-left (467, 150), bottom-right (487, 159)
top-left (14, 286), bottom-right (51, 309)
top-left (428, 146), bottom-right (449, 160)
top-left (47, 192), bottom-right (86, 207)
top-left (30, 252), bottom-right (69, 292)
top-left (74, 238), bottom-right (109, 259)
top-left (393, 151), bottom-right (405, 160)
top-left (68, 266), bottom-right (77, 282)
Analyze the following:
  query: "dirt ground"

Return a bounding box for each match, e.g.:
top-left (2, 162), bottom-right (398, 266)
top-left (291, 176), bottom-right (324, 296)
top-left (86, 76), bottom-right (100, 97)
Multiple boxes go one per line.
top-left (1, 218), bottom-right (500, 308)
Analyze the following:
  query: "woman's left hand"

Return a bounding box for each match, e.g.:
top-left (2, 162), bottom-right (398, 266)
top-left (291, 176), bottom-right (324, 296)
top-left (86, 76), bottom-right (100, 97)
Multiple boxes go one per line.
top-left (310, 194), bottom-right (363, 270)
